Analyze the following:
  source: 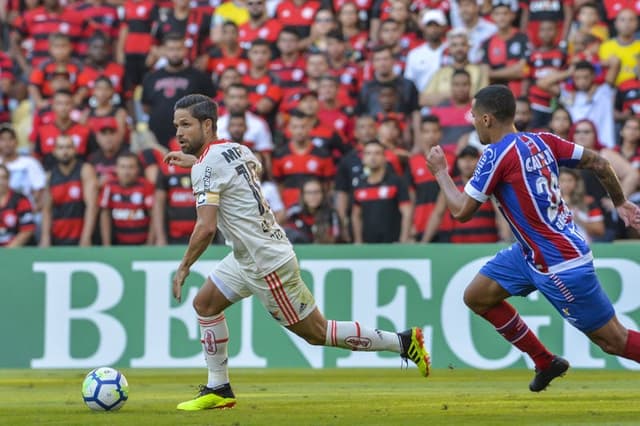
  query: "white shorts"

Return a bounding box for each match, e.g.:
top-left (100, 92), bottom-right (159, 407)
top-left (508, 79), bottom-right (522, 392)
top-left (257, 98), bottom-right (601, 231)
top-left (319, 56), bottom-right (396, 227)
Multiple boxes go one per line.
top-left (209, 254), bottom-right (317, 326)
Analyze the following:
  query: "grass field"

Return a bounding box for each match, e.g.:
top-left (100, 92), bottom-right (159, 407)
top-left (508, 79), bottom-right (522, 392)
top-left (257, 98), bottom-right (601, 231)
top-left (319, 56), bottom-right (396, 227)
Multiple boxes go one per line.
top-left (1, 368), bottom-right (639, 426)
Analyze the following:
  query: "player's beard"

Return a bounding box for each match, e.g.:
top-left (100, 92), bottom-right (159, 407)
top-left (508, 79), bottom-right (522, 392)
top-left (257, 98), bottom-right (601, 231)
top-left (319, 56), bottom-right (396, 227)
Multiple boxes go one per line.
top-left (181, 126), bottom-right (207, 155)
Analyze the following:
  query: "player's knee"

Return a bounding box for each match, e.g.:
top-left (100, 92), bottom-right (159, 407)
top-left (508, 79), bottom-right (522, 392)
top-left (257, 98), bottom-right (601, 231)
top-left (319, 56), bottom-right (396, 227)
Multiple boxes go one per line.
top-left (463, 287), bottom-right (482, 313)
top-left (594, 335), bottom-right (626, 356)
top-left (192, 295), bottom-right (214, 317)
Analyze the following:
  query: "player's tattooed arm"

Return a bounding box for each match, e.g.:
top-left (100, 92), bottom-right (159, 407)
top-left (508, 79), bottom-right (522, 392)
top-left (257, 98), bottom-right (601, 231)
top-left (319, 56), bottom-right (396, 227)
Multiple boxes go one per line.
top-left (576, 148), bottom-right (626, 207)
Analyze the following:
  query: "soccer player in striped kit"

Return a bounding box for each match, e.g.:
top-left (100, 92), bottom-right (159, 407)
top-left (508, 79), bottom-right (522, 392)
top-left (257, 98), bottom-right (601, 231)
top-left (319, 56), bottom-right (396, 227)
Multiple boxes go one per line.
top-left (165, 94), bottom-right (431, 411)
top-left (427, 85), bottom-right (640, 392)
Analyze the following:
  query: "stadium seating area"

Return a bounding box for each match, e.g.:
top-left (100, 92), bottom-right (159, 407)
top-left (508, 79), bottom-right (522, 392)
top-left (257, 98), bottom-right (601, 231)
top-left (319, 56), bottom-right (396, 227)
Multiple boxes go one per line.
top-left (0, 0), bottom-right (638, 246)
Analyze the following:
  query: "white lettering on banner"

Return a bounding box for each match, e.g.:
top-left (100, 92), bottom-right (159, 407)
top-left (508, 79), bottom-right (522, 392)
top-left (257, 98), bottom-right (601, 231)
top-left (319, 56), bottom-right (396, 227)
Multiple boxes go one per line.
top-left (298, 260), bottom-right (432, 368)
top-left (130, 261), bottom-right (267, 368)
top-left (442, 257), bottom-right (551, 369)
top-left (31, 262), bottom-right (127, 368)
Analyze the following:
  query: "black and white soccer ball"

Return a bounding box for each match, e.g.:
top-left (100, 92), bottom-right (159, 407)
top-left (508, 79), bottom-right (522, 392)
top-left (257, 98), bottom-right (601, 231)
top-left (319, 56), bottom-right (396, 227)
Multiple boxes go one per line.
top-left (81, 367), bottom-right (129, 411)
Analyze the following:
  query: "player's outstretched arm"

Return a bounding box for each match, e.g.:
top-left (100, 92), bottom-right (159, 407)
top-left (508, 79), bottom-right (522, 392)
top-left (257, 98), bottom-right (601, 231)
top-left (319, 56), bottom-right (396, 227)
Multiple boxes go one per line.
top-left (164, 151), bottom-right (198, 168)
top-left (427, 146), bottom-right (481, 222)
top-left (174, 204), bottom-right (218, 302)
top-left (577, 148), bottom-right (640, 230)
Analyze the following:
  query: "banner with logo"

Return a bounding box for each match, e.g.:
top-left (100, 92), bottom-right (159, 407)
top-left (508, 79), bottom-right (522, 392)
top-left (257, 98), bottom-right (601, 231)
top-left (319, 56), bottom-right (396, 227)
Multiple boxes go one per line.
top-left (1, 244), bottom-right (638, 370)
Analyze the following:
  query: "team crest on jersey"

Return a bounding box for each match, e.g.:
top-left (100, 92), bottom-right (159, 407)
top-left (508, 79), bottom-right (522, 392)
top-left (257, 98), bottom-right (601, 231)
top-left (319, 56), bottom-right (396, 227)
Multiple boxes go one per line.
top-left (306, 159), bottom-right (318, 172)
top-left (378, 185), bottom-right (389, 198)
top-left (301, 7), bottom-right (315, 19)
top-left (509, 42), bottom-right (522, 56)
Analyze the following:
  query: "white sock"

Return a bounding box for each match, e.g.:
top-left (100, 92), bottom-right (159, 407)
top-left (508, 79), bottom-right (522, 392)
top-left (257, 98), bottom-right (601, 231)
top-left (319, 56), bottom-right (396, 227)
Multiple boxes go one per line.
top-left (325, 320), bottom-right (401, 352)
top-left (198, 313), bottom-right (230, 389)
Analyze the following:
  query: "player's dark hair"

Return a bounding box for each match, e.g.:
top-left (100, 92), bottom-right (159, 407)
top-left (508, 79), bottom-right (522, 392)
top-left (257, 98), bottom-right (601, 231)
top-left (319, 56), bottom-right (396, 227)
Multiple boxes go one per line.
top-left (88, 30), bottom-right (109, 45)
top-left (380, 18), bottom-right (398, 27)
top-left (363, 139), bottom-right (385, 150)
top-left (473, 84), bottom-right (516, 123)
top-left (174, 94), bottom-right (219, 133)
top-left (574, 60), bottom-right (595, 73)
top-left (421, 114), bottom-right (441, 127)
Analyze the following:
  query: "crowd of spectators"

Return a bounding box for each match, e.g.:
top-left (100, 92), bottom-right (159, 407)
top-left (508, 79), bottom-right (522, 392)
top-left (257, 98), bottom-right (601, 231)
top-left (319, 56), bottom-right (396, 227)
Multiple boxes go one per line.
top-left (0, 0), bottom-right (638, 247)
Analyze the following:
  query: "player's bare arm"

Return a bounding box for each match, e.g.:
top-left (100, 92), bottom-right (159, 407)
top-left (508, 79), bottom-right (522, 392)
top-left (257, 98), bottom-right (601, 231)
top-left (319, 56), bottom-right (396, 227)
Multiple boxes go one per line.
top-left (174, 204), bottom-right (218, 302)
top-left (164, 151), bottom-right (198, 168)
top-left (426, 146), bottom-right (481, 222)
top-left (577, 148), bottom-right (640, 230)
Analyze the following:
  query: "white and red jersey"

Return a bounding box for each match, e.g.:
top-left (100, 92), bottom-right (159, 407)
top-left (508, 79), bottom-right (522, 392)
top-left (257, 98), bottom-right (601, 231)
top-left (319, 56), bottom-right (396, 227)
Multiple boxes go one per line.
top-left (465, 132), bottom-right (591, 273)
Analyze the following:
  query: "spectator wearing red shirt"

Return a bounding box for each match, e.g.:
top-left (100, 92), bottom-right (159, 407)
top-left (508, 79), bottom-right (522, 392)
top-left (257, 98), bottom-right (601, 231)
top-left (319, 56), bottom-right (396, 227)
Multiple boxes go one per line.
top-left (428, 69), bottom-right (475, 148)
top-left (242, 39), bottom-right (283, 123)
top-left (0, 164), bottom-right (36, 247)
top-left (10, 0), bottom-right (85, 73)
top-left (40, 135), bottom-right (98, 246)
top-left (99, 152), bottom-right (154, 245)
top-left (275, 0), bottom-right (321, 39)
top-left (28, 33), bottom-right (84, 109)
top-left (527, 19), bottom-right (567, 129)
top-left (77, 33), bottom-right (126, 105)
top-left (270, 28), bottom-right (308, 107)
top-left (317, 75), bottom-right (354, 142)
top-left (336, 2), bottom-right (369, 59)
top-left (520, 0), bottom-right (573, 48)
top-left (0, 51), bottom-right (14, 124)
top-left (239, 0), bottom-right (282, 50)
top-left (326, 30), bottom-right (361, 114)
top-left (82, 76), bottom-right (129, 145)
top-left (87, 122), bottom-right (130, 188)
top-left (150, 0), bottom-right (212, 69)
top-left (304, 51), bottom-right (331, 93)
top-left (152, 148), bottom-right (196, 245)
top-left (207, 22), bottom-right (249, 77)
top-left (481, 1), bottom-right (531, 97)
top-left (351, 140), bottom-right (412, 243)
top-left (272, 110), bottom-right (336, 209)
top-left (32, 90), bottom-right (92, 170)
top-left (71, 0), bottom-right (121, 58)
top-left (117, 0), bottom-right (158, 92)
top-left (424, 146), bottom-right (505, 243)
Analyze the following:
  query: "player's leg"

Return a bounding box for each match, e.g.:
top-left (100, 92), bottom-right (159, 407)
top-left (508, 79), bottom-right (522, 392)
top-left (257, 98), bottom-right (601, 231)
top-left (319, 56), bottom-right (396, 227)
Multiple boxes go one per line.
top-left (467, 246), bottom-right (565, 391)
top-left (253, 258), bottom-right (430, 376)
top-left (177, 255), bottom-right (251, 411)
top-left (545, 262), bottom-right (640, 362)
top-left (285, 306), bottom-right (431, 377)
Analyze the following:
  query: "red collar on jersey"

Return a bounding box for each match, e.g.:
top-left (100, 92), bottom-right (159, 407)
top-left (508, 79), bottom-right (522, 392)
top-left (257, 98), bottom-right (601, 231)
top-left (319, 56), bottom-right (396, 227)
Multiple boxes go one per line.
top-left (196, 139), bottom-right (231, 163)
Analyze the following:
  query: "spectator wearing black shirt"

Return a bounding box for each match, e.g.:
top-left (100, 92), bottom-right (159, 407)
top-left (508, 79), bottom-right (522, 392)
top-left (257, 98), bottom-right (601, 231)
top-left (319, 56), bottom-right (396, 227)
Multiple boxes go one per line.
top-left (141, 33), bottom-right (215, 147)
top-left (284, 178), bottom-right (341, 244)
top-left (351, 140), bottom-right (412, 243)
top-left (357, 45), bottom-right (420, 142)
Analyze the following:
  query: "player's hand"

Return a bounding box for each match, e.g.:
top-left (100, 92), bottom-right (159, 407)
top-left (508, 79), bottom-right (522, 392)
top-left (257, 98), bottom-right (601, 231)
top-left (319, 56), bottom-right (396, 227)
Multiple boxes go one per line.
top-left (617, 201), bottom-right (640, 231)
top-left (164, 151), bottom-right (198, 168)
top-left (426, 146), bottom-right (448, 175)
top-left (173, 265), bottom-right (190, 302)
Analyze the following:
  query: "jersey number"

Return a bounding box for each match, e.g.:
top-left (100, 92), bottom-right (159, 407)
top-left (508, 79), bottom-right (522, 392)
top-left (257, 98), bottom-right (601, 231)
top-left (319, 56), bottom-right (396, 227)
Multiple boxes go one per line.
top-left (236, 163), bottom-right (267, 215)
top-left (535, 172), bottom-right (561, 222)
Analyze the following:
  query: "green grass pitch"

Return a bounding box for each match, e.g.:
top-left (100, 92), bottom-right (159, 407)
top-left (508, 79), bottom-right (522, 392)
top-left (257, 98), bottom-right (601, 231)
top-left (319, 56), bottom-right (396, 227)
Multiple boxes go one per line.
top-left (1, 368), bottom-right (639, 425)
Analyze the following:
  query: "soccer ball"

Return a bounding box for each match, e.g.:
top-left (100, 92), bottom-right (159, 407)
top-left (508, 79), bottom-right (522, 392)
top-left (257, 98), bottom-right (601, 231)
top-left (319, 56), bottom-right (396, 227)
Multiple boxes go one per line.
top-left (81, 367), bottom-right (129, 411)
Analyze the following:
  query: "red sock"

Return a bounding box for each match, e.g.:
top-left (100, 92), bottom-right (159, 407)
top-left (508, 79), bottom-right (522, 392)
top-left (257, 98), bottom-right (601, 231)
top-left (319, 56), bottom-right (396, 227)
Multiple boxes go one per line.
top-left (481, 301), bottom-right (554, 370)
top-left (623, 330), bottom-right (640, 362)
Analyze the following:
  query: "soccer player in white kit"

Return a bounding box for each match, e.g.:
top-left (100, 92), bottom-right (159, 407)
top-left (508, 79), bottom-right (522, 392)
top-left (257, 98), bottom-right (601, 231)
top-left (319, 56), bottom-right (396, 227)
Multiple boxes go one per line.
top-left (165, 94), bottom-right (431, 411)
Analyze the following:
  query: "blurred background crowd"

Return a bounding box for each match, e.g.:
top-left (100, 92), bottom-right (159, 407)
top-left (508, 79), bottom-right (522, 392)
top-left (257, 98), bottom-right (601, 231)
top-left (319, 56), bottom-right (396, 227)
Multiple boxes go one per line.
top-left (0, 0), bottom-right (638, 247)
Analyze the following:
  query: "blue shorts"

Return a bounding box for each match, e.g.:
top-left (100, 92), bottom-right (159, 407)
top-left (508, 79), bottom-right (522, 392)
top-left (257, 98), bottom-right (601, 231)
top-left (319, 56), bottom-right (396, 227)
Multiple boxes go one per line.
top-left (480, 244), bottom-right (615, 333)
